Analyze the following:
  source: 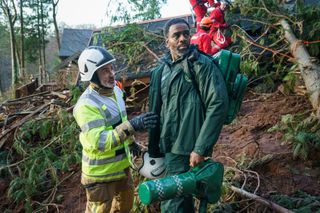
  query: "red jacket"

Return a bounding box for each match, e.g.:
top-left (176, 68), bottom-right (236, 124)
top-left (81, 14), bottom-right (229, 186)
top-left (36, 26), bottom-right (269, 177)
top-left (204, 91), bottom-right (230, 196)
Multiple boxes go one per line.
top-left (191, 29), bottom-right (215, 55)
top-left (189, 0), bottom-right (215, 8)
top-left (210, 7), bottom-right (227, 29)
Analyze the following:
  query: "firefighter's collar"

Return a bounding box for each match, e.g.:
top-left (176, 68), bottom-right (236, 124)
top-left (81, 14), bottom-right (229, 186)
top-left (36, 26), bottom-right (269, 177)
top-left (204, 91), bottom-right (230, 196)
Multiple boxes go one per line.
top-left (90, 83), bottom-right (114, 96)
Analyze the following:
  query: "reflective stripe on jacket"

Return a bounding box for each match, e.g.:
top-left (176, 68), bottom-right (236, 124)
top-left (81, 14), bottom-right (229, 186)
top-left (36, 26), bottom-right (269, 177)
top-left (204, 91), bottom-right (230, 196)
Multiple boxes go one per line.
top-left (73, 85), bottom-right (132, 184)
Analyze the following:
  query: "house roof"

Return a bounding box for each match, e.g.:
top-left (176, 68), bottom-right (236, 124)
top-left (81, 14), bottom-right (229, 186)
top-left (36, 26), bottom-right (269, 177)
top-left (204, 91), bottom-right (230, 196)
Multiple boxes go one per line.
top-left (59, 15), bottom-right (194, 58)
top-left (113, 13), bottom-right (194, 33)
top-left (87, 14), bottom-right (193, 53)
top-left (59, 28), bottom-right (93, 58)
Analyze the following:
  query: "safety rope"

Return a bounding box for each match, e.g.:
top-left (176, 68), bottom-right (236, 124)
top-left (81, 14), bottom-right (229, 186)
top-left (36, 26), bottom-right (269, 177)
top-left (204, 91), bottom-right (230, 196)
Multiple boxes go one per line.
top-left (303, 40), bottom-right (320, 45)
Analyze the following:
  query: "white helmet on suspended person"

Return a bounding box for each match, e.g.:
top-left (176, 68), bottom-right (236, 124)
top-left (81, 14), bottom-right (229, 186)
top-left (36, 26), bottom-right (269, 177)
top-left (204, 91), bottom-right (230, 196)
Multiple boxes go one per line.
top-left (78, 46), bottom-right (116, 82)
top-left (138, 152), bottom-right (166, 179)
top-left (220, 0), bottom-right (232, 7)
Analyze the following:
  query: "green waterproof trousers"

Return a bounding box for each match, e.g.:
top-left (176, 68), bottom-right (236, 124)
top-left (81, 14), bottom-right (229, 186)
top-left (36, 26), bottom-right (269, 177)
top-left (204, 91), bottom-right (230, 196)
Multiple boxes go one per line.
top-left (160, 153), bottom-right (195, 213)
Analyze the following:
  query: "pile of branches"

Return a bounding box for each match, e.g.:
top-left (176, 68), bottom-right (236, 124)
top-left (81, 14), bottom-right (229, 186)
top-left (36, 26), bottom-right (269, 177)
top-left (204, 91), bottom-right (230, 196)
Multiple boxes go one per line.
top-left (0, 88), bottom-right (81, 212)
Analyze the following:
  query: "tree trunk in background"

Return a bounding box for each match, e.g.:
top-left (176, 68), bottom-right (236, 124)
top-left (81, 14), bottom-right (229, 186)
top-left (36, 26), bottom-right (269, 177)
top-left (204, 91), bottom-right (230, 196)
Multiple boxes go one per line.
top-left (280, 19), bottom-right (320, 118)
top-left (52, 0), bottom-right (60, 50)
top-left (36, 0), bottom-right (43, 84)
top-left (0, 74), bottom-right (3, 96)
top-left (0, 0), bottom-right (19, 91)
top-left (9, 17), bottom-right (19, 88)
top-left (40, 0), bottom-right (46, 82)
top-left (19, 0), bottom-right (25, 79)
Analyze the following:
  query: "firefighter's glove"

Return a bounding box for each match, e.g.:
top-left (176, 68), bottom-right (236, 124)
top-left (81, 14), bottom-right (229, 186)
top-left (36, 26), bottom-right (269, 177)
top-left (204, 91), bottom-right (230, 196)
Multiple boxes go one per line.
top-left (129, 142), bottom-right (142, 158)
top-left (129, 112), bottom-right (158, 131)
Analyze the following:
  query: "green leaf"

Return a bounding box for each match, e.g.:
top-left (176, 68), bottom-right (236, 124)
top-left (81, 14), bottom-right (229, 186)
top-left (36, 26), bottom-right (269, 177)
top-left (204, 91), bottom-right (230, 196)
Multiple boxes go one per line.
top-left (293, 143), bottom-right (302, 158)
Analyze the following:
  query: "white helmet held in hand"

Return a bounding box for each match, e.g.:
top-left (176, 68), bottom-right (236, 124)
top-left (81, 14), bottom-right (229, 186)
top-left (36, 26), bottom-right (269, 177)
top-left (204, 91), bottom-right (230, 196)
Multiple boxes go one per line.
top-left (78, 46), bottom-right (116, 81)
top-left (138, 152), bottom-right (166, 179)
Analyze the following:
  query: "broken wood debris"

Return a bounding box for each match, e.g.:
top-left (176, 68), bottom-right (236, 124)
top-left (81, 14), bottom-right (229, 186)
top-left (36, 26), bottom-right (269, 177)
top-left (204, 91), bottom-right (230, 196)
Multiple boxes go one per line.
top-left (0, 90), bottom-right (73, 149)
top-left (230, 186), bottom-right (294, 213)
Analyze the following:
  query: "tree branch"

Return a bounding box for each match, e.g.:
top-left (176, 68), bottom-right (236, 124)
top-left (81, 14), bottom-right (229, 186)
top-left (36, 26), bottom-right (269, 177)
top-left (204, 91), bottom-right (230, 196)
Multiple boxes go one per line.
top-left (230, 186), bottom-right (294, 213)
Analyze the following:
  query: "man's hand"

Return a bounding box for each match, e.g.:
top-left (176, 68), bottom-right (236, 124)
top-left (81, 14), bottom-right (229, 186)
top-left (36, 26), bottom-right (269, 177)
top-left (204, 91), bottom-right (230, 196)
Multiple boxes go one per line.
top-left (129, 112), bottom-right (158, 131)
top-left (189, 151), bottom-right (205, 167)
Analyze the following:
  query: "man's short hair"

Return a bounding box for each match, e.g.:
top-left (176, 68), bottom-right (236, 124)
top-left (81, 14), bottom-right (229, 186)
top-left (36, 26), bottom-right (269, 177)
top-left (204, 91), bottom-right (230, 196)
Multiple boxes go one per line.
top-left (163, 18), bottom-right (190, 38)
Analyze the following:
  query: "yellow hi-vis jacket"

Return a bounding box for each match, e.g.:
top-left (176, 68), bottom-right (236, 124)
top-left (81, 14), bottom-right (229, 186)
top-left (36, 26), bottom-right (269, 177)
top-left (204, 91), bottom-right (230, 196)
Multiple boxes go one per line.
top-left (73, 85), bottom-right (134, 185)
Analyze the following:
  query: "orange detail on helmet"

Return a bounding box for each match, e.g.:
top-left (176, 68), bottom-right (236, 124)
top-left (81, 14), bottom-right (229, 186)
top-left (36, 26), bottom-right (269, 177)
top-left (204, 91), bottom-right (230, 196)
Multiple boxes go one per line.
top-left (200, 17), bottom-right (212, 27)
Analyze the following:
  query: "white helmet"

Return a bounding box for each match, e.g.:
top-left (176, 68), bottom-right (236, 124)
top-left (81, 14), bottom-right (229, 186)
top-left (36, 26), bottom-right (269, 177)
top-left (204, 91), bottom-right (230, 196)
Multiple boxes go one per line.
top-left (138, 152), bottom-right (166, 179)
top-left (78, 46), bottom-right (116, 81)
top-left (221, 0), bottom-right (231, 6)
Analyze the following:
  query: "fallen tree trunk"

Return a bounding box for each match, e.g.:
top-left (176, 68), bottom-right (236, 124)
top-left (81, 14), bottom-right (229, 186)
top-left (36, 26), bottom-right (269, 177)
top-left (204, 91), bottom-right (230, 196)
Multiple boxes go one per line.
top-left (230, 186), bottom-right (294, 213)
top-left (280, 19), bottom-right (320, 117)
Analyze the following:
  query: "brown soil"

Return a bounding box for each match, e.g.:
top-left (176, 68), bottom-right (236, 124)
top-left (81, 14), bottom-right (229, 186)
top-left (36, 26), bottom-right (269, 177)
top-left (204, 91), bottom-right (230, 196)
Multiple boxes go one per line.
top-left (214, 90), bottom-right (320, 197)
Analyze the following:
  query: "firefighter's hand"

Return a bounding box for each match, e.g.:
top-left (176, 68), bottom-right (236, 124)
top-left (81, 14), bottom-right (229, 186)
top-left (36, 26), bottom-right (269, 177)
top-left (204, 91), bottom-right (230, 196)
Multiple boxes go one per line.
top-left (129, 112), bottom-right (158, 131)
top-left (189, 151), bottom-right (205, 167)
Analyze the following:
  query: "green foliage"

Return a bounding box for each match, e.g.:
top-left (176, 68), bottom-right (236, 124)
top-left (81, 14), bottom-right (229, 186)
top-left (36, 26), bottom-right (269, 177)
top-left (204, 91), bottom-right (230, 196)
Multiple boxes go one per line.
top-left (268, 113), bottom-right (320, 160)
top-left (100, 24), bottom-right (163, 71)
top-left (106, 0), bottom-right (167, 24)
top-left (8, 160), bottom-right (46, 205)
top-left (7, 109), bottom-right (81, 211)
top-left (70, 85), bottom-right (82, 105)
top-left (230, 0), bottom-right (320, 91)
top-left (131, 169), bottom-right (149, 212)
top-left (0, 150), bottom-right (9, 177)
top-left (240, 59), bottom-right (259, 77)
top-left (271, 191), bottom-right (320, 212)
top-left (282, 65), bottom-right (298, 93)
top-left (22, 0), bottom-right (52, 64)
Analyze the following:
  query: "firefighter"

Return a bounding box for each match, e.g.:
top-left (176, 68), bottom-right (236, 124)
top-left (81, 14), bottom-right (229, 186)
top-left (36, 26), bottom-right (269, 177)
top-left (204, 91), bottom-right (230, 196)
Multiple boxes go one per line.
top-left (209, 0), bottom-right (232, 49)
top-left (73, 46), bottom-right (158, 213)
top-left (189, 0), bottom-right (218, 31)
top-left (190, 16), bottom-right (221, 55)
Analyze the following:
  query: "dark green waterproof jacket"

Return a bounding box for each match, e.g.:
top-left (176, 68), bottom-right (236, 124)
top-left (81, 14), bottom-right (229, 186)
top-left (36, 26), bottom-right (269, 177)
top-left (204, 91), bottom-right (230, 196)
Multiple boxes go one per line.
top-left (148, 47), bottom-right (229, 157)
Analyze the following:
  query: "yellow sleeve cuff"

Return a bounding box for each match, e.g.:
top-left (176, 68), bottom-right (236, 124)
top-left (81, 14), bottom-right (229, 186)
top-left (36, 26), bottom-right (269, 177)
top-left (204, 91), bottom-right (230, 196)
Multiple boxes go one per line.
top-left (114, 121), bottom-right (135, 143)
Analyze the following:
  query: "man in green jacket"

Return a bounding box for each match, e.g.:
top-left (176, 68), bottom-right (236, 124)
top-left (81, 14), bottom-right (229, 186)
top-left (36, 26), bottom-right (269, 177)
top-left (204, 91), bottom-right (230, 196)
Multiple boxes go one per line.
top-left (74, 46), bottom-right (158, 213)
top-left (148, 18), bottom-right (229, 212)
